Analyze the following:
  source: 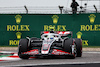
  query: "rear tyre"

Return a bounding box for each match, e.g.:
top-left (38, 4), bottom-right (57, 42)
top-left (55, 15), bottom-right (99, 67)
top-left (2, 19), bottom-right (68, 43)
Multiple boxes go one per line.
top-left (63, 38), bottom-right (75, 59)
top-left (74, 38), bottom-right (82, 57)
top-left (18, 39), bottom-right (30, 59)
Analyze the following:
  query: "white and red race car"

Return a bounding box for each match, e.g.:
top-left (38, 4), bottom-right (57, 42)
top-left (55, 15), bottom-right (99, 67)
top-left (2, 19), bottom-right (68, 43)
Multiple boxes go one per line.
top-left (18, 30), bottom-right (82, 59)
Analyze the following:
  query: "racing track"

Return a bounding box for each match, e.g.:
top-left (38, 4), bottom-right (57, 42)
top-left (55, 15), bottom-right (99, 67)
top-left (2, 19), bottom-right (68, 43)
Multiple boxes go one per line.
top-left (0, 51), bottom-right (100, 67)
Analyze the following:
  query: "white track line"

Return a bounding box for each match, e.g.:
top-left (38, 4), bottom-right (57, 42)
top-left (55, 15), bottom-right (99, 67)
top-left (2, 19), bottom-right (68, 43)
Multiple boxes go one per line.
top-left (0, 51), bottom-right (100, 63)
top-left (0, 51), bottom-right (15, 54)
top-left (4, 61), bottom-right (100, 67)
top-left (0, 57), bottom-right (21, 60)
top-left (83, 52), bottom-right (100, 54)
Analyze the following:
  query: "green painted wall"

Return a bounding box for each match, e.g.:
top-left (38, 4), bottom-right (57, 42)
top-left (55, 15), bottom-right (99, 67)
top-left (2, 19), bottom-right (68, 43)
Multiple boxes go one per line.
top-left (0, 13), bottom-right (100, 46)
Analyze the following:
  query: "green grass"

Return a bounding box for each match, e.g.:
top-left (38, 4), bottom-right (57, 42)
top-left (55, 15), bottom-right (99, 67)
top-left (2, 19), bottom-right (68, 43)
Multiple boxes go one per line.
top-left (82, 46), bottom-right (100, 48)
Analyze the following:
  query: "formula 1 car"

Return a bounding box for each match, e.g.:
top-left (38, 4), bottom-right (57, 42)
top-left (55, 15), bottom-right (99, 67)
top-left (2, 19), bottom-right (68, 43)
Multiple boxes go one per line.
top-left (18, 30), bottom-right (82, 59)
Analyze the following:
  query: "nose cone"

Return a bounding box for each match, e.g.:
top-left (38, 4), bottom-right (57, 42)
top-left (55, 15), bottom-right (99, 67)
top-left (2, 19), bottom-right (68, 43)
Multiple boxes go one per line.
top-left (41, 44), bottom-right (50, 54)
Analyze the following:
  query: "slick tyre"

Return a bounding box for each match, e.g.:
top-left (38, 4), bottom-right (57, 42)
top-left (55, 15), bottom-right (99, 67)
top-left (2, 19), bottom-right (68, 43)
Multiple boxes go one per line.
top-left (18, 39), bottom-right (30, 59)
top-left (63, 38), bottom-right (75, 59)
top-left (74, 38), bottom-right (82, 57)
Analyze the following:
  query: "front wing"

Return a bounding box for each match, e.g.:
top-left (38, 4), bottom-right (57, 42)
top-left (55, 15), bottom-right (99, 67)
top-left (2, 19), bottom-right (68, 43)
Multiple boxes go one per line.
top-left (22, 49), bottom-right (73, 56)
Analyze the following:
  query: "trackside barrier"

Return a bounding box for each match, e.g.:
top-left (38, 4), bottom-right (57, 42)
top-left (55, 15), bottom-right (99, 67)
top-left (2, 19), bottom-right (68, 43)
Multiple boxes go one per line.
top-left (0, 13), bottom-right (100, 46)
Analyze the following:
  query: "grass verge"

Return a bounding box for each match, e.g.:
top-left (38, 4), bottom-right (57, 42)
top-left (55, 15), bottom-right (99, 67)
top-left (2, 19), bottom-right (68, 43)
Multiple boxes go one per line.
top-left (82, 46), bottom-right (100, 48)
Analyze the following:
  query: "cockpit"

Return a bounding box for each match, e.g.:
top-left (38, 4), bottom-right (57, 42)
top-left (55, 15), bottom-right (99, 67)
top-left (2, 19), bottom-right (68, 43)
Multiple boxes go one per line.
top-left (41, 33), bottom-right (60, 41)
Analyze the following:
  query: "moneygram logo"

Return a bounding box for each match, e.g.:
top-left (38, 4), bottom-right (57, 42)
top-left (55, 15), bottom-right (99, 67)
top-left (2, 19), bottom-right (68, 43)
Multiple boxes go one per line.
top-left (15, 15), bottom-right (22, 24)
top-left (52, 15), bottom-right (59, 24)
top-left (89, 14), bottom-right (96, 24)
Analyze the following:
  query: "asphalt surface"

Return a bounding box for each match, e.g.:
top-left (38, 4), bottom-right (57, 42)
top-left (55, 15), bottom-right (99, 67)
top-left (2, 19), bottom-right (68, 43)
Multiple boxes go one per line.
top-left (0, 51), bottom-right (100, 67)
top-left (20, 63), bottom-right (100, 67)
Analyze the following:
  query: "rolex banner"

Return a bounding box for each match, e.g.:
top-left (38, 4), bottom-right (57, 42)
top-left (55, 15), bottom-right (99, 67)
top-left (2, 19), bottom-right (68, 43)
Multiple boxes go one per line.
top-left (0, 13), bottom-right (100, 46)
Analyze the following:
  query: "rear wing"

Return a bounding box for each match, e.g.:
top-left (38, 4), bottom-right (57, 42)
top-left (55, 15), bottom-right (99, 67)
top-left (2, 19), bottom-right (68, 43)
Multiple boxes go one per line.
top-left (41, 31), bottom-right (73, 37)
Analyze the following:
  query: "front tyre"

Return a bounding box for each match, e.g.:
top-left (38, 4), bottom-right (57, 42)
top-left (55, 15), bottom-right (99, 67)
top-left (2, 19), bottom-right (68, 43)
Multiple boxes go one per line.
top-left (18, 39), bottom-right (30, 59)
top-left (63, 38), bottom-right (75, 59)
top-left (75, 38), bottom-right (82, 57)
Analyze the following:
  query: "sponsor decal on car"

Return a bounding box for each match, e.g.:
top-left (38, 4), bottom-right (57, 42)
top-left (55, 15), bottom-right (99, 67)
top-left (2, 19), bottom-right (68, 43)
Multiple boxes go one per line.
top-left (22, 49), bottom-right (39, 55)
top-left (52, 49), bottom-right (70, 55)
